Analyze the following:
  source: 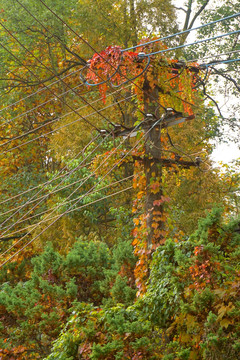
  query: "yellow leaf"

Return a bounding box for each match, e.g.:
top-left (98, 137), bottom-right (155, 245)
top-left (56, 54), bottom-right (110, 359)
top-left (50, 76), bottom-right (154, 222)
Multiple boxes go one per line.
top-left (220, 318), bottom-right (232, 329)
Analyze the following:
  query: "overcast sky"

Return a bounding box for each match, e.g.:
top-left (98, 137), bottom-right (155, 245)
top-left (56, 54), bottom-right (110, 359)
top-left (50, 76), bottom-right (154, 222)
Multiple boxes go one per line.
top-left (173, 0), bottom-right (240, 165)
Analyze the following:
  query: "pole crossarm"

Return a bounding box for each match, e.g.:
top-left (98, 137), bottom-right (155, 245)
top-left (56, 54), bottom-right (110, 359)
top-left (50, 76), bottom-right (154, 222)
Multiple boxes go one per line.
top-left (99, 111), bottom-right (195, 139)
top-left (132, 155), bottom-right (198, 168)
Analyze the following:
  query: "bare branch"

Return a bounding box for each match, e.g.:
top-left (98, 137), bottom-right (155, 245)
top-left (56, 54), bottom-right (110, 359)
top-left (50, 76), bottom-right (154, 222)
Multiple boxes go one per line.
top-left (1, 62), bottom-right (84, 89)
top-left (0, 233), bottom-right (28, 241)
top-left (202, 82), bottom-right (225, 119)
top-left (188, 0), bottom-right (210, 30)
top-left (211, 67), bottom-right (240, 92)
top-left (173, 6), bottom-right (187, 13)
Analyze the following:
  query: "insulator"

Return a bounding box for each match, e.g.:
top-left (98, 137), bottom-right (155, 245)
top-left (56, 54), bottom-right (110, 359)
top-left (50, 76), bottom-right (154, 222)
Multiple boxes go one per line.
top-left (100, 129), bottom-right (108, 136)
top-left (195, 156), bottom-right (201, 165)
top-left (138, 52), bottom-right (146, 58)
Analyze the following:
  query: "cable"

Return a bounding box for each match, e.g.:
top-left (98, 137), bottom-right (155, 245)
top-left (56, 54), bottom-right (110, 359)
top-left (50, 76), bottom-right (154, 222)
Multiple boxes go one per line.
top-left (109, 55), bottom-right (151, 88)
top-left (0, 134), bottom-right (132, 256)
top-left (11, 0), bottom-right (147, 123)
top-left (0, 186), bottom-right (133, 255)
top-left (0, 160), bottom-right (135, 220)
top-left (35, 0), bottom-right (164, 114)
top-left (0, 93), bottom-right (136, 156)
top-left (0, 24), bottom-right (106, 132)
top-left (0, 163), bottom-right (92, 207)
top-left (122, 12), bottom-right (240, 52)
top-left (0, 87), bottom-right (134, 150)
top-left (0, 68), bottom-right (82, 120)
top-left (202, 58), bottom-right (240, 67)
top-left (0, 92), bottom-right (134, 221)
top-left (0, 163), bottom-right (94, 217)
top-left (144, 29), bottom-right (240, 57)
top-left (0, 174), bottom-right (136, 239)
top-left (81, 53), bottom-right (151, 88)
top-left (0, 133), bottom-right (106, 236)
top-left (186, 49), bottom-right (240, 63)
top-left (0, 82), bottom-right (84, 128)
top-left (0, 1), bottom-right (212, 258)
top-left (0, 118), bottom-right (161, 265)
top-left (26, 0), bottom-right (204, 120)
top-left (1, 131), bottom-right (109, 239)
top-left (34, 3), bottom-right (200, 115)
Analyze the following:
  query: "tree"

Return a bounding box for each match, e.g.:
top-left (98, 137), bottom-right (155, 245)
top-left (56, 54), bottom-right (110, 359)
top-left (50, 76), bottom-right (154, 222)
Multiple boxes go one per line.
top-left (174, 0), bottom-right (240, 143)
top-left (44, 208), bottom-right (240, 360)
top-left (0, 238), bottom-right (137, 358)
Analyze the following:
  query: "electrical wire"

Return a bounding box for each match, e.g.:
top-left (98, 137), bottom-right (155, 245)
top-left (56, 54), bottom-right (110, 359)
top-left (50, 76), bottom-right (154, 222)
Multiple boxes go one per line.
top-left (0, 1), bottom-right (233, 262)
top-left (0, 163), bottom-right (94, 217)
top-left (144, 29), bottom-right (240, 57)
top-left (34, 0), bottom-right (204, 116)
top-left (0, 161), bottom-right (135, 220)
top-left (0, 22), bottom-right (116, 132)
top-left (35, 0), bottom-right (165, 114)
top-left (0, 174), bottom-right (136, 239)
top-left (122, 12), bottom-right (240, 52)
top-left (11, 0), bottom-right (148, 121)
top-left (0, 92), bottom-right (134, 218)
top-left (0, 94), bottom-right (136, 155)
top-left (186, 49), bottom-right (240, 63)
top-left (0, 118), bottom-right (161, 266)
top-left (0, 162), bottom-right (91, 207)
top-left (0, 82), bottom-right (84, 128)
top-left (0, 133), bottom-right (106, 236)
top-left (0, 40), bottom-right (101, 133)
top-left (109, 55), bottom-right (151, 88)
top-left (201, 57), bottom-right (240, 67)
top-left (0, 68), bottom-right (83, 120)
top-left (0, 87), bottom-right (134, 151)
top-left (0, 186), bottom-right (133, 254)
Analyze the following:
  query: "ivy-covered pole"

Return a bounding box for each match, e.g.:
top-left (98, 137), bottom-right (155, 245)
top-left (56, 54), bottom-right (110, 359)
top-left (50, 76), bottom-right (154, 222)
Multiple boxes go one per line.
top-left (142, 76), bottom-right (164, 249)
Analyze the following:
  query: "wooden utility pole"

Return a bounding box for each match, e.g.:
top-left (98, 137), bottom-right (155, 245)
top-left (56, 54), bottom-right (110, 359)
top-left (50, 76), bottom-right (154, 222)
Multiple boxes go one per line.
top-left (100, 74), bottom-right (197, 250)
top-left (142, 77), bottom-right (163, 247)
top-left (101, 109), bottom-right (197, 249)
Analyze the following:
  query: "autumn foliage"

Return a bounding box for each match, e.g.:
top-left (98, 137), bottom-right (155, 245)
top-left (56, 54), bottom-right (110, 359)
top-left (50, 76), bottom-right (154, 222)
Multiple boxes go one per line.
top-left (0, 1), bottom-right (239, 359)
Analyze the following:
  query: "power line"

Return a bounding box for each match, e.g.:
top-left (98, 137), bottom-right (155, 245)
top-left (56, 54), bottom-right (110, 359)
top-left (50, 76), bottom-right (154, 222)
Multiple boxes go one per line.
top-left (0, 162), bottom-right (91, 207)
top-left (0, 68), bottom-right (82, 119)
top-left (144, 29), bottom-right (240, 56)
top-left (187, 49), bottom-right (240, 63)
top-left (0, 24), bottom-right (106, 132)
top-left (0, 186), bottom-right (133, 256)
top-left (0, 174), bottom-right (136, 240)
top-left (0, 163), bottom-right (94, 217)
top-left (122, 12), bottom-right (240, 52)
top-left (36, 0), bottom-right (164, 114)
top-left (0, 82), bottom-right (84, 128)
top-left (0, 2), bottom-right (227, 262)
top-left (0, 158), bottom-right (134, 220)
top-left (0, 93), bottom-right (135, 156)
top-left (35, 0), bottom-right (205, 116)
top-left (0, 86), bottom-right (134, 150)
top-left (0, 91), bottom-right (134, 221)
top-left (0, 118), bottom-right (161, 266)
top-left (202, 57), bottom-right (240, 67)
top-left (0, 133), bottom-right (106, 237)
top-left (11, 0), bottom-right (148, 121)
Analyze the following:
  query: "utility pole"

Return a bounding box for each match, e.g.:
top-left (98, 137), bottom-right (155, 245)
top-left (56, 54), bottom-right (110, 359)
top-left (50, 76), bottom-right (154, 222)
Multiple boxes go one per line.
top-left (100, 67), bottom-right (198, 250)
top-left (101, 108), bottom-right (197, 250)
top-left (142, 76), bottom-right (163, 248)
